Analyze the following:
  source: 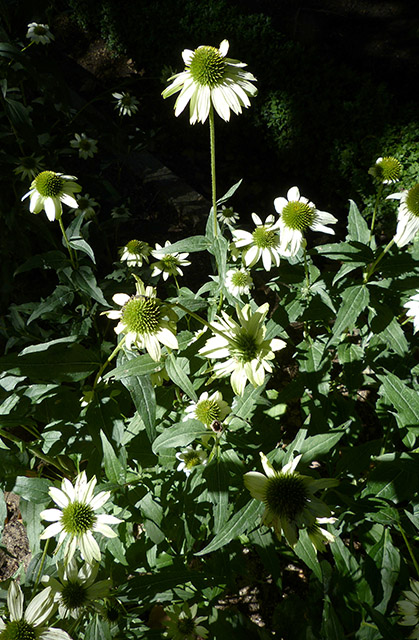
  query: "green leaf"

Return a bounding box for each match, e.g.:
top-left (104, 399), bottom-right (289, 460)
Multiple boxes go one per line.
top-left (71, 267), bottom-right (109, 307)
top-left (362, 453), bottom-right (417, 502)
top-left (346, 199), bottom-right (370, 244)
top-left (20, 500), bottom-right (44, 556)
top-left (368, 528), bottom-right (400, 613)
top-left (204, 459), bottom-right (230, 534)
top-left (217, 179), bottom-right (243, 205)
top-left (12, 477), bottom-right (51, 503)
top-left (377, 371), bottom-right (419, 432)
top-left (120, 373), bottom-right (156, 443)
top-left (100, 430), bottom-right (126, 484)
top-left (294, 529), bottom-right (322, 581)
top-left (27, 286), bottom-right (74, 324)
top-left (331, 536), bottom-right (373, 605)
top-left (85, 615), bottom-right (112, 640)
top-left (316, 241), bottom-right (373, 264)
top-left (165, 353), bottom-right (197, 401)
top-left (105, 354), bottom-right (162, 380)
top-left (68, 237), bottom-right (96, 263)
top-left (151, 235), bottom-right (209, 254)
top-left (299, 431), bottom-right (345, 462)
top-left (152, 420), bottom-right (208, 454)
top-left (0, 338), bottom-right (99, 382)
top-left (362, 604), bottom-right (404, 640)
top-left (195, 499), bottom-right (264, 556)
top-left (329, 284), bottom-right (370, 345)
top-left (320, 596), bottom-right (345, 640)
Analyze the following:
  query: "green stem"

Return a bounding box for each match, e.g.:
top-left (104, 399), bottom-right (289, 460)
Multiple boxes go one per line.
top-left (0, 427), bottom-right (70, 473)
top-left (369, 183), bottom-right (383, 242)
top-left (209, 107), bottom-right (218, 238)
top-left (174, 301), bottom-right (231, 343)
top-left (303, 247), bottom-right (310, 289)
top-left (399, 524), bottom-right (419, 578)
top-left (58, 217), bottom-right (77, 269)
top-left (363, 238), bottom-right (395, 283)
top-left (32, 539), bottom-right (49, 598)
top-left (92, 338), bottom-right (126, 390)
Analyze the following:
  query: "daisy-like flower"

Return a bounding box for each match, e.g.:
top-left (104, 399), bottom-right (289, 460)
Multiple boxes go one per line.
top-left (70, 133), bottom-right (98, 159)
top-left (225, 267), bottom-right (253, 298)
top-left (162, 39), bottom-right (257, 125)
top-left (387, 184), bottom-right (419, 247)
top-left (369, 156), bottom-right (402, 184)
top-left (274, 186), bottom-right (338, 257)
top-left (199, 302), bottom-right (286, 396)
top-left (112, 91), bottom-right (139, 117)
top-left (0, 581), bottom-right (70, 640)
top-left (232, 213), bottom-right (281, 271)
top-left (176, 448), bottom-right (208, 477)
top-left (404, 290), bottom-right (419, 333)
top-left (183, 390), bottom-right (231, 427)
top-left (244, 452), bottom-right (338, 547)
top-left (397, 579), bottom-right (419, 639)
top-left (42, 558), bottom-right (111, 619)
top-left (26, 22), bottom-right (54, 45)
top-left (217, 205), bottom-right (240, 227)
top-left (21, 171), bottom-right (81, 222)
top-left (71, 193), bottom-right (98, 219)
top-left (14, 154), bottom-right (44, 181)
top-left (111, 203), bottom-right (132, 220)
top-left (119, 239), bottom-right (152, 267)
top-left (151, 240), bottom-right (191, 281)
top-left (104, 277), bottom-right (178, 361)
top-left (164, 602), bottom-right (208, 639)
top-left (40, 471), bottom-right (122, 565)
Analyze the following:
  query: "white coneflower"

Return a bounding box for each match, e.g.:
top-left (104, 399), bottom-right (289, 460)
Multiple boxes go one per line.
top-left (232, 213), bottom-right (281, 271)
top-left (164, 602), bottom-right (208, 639)
top-left (403, 290), bottom-right (419, 333)
top-left (70, 133), bottom-right (98, 159)
top-left (397, 579), bottom-right (419, 639)
top-left (112, 91), bottom-right (139, 117)
top-left (42, 558), bottom-right (111, 619)
top-left (387, 184), bottom-right (419, 247)
top-left (162, 39), bottom-right (257, 124)
top-left (26, 22), bottom-right (54, 45)
top-left (104, 278), bottom-right (178, 362)
top-left (225, 267), bottom-right (253, 297)
top-left (369, 156), bottom-right (402, 184)
top-left (244, 452), bottom-right (337, 547)
top-left (183, 390), bottom-right (231, 427)
top-left (274, 186), bottom-right (337, 256)
top-left (176, 448), bottom-right (208, 477)
top-left (151, 240), bottom-right (191, 280)
top-left (21, 171), bottom-right (81, 221)
top-left (119, 239), bottom-right (152, 267)
top-left (14, 154), bottom-right (44, 181)
top-left (217, 205), bottom-right (240, 227)
top-left (0, 582), bottom-right (69, 640)
top-left (40, 471), bottom-right (122, 565)
top-left (199, 303), bottom-right (286, 396)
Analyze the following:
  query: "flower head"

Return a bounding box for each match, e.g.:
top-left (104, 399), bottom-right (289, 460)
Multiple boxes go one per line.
top-left (244, 453), bottom-right (337, 547)
top-left (162, 39), bottom-right (257, 125)
top-left (369, 156), bottom-right (402, 184)
top-left (21, 171), bottom-right (81, 221)
top-left (104, 277), bottom-right (178, 361)
top-left (274, 186), bottom-right (337, 257)
top-left (225, 267), bottom-right (253, 298)
top-left (232, 213), bottom-right (281, 271)
top-left (26, 22), bottom-right (54, 45)
top-left (112, 92), bottom-right (139, 117)
top-left (71, 193), bottom-right (98, 219)
top-left (70, 133), bottom-right (98, 159)
top-left (176, 448), bottom-right (208, 477)
top-left (151, 241), bottom-right (191, 280)
top-left (40, 471), bottom-right (122, 565)
top-left (0, 581), bottom-right (70, 640)
top-left (183, 390), bottom-right (231, 427)
top-left (217, 205), bottom-right (239, 227)
top-left (42, 558), bottom-right (111, 619)
top-left (119, 239), bottom-right (152, 267)
top-left (387, 184), bottom-right (419, 247)
top-left (164, 602), bottom-right (208, 639)
top-left (404, 290), bottom-right (419, 333)
top-left (397, 579), bottom-right (419, 639)
top-left (199, 302), bottom-right (286, 395)
top-left (14, 154), bottom-right (44, 181)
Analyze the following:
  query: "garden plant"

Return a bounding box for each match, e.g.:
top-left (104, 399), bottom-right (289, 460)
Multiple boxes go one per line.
top-left (0, 7), bottom-right (418, 640)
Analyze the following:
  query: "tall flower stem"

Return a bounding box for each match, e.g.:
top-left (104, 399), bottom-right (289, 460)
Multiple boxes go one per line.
top-left (363, 238), bottom-right (395, 283)
top-left (174, 302), bottom-right (231, 343)
top-left (369, 183), bottom-right (383, 242)
top-left (92, 338), bottom-right (126, 391)
top-left (399, 524), bottom-right (419, 578)
top-left (209, 107), bottom-right (218, 238)
top-left (32, 539), bottom-right (50, 598)
top-left (303, 247), bottom-right (310, 289)
top-left (58, 217), bottom-right (77, 269)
